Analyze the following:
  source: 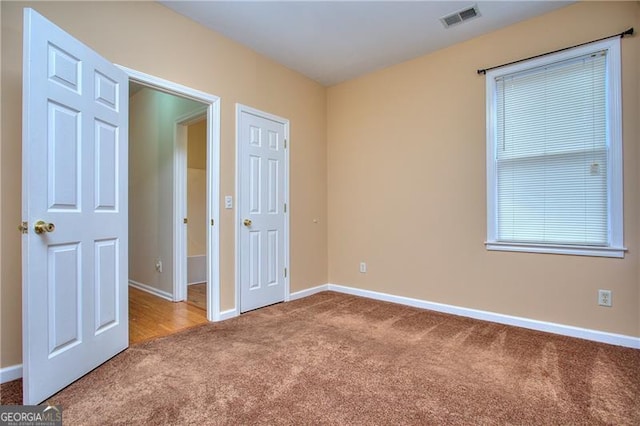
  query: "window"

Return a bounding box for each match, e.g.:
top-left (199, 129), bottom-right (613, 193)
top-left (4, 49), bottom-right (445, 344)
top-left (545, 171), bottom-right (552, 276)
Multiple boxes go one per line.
top-left (485, 38), bottom-right (624, 258)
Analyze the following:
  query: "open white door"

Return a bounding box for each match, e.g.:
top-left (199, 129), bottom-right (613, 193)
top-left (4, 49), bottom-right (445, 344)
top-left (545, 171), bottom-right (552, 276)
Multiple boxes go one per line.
top-left (22, 8), bottom-right (128, 404)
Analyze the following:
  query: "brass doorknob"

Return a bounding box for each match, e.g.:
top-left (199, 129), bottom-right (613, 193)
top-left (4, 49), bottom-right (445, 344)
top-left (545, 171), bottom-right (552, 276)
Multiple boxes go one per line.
top-left (34, 220), bottom-right (55, 234)
top-left (243, 219), bottom-right (252, 227)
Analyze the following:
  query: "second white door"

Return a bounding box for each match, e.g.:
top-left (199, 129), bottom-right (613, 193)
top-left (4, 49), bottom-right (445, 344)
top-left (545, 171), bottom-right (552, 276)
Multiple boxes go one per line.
top-left (237, 106), bottom-right (288, 313)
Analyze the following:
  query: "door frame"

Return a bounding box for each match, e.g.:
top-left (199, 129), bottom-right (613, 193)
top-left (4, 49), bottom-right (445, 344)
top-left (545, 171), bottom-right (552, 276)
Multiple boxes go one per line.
top-left (234, 104), bottom-right (290, 314)
top-left (173, 108), bottom-right (207, 304)
top-left (118, 66), bottom-right (222, 321)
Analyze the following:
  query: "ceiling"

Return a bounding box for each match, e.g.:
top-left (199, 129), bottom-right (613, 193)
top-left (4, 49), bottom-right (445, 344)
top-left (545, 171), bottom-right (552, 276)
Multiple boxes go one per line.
top-left (160, 1), bottom-right (573, 86)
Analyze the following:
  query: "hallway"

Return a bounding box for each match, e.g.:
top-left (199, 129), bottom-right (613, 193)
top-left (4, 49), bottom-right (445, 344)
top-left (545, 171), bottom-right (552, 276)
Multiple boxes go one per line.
top-left (129, 287), bottom-right (207, 345)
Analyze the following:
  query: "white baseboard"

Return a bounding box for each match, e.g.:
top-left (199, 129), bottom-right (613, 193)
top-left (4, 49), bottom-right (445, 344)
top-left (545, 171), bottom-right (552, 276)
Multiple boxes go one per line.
top-left (219, 308), bottom-right (238, 321)
top-left (1, 364), bottom-right (22, 383)
top-left (129, 280), bottom-right (173, 302)
top-left (220, 284), bottom-right (329, 320)
top-left (289, 284), bottom-right (329, 301)
top-left (325, 283), bottom-right (640, 349)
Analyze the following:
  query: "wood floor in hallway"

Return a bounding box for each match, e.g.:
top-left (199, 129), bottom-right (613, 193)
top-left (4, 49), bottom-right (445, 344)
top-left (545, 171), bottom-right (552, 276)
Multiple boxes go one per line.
top-left (187, 282), bottom-right (207, 310)
top-left (129, 286), bottom-right (208, 345)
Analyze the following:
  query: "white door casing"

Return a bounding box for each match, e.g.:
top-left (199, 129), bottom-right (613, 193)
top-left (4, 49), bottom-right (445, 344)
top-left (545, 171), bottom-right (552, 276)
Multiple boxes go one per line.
top-left (118, 66), bottom-right (222, 322)
top-left (237, 106), bottom-right (289, 313)
top-left (22, 9), bottom-right (128, 404)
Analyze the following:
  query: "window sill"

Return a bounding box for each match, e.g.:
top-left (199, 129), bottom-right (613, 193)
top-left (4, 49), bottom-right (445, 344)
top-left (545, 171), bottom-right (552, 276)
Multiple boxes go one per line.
top-left (485, 241), bottom-right (626, 258)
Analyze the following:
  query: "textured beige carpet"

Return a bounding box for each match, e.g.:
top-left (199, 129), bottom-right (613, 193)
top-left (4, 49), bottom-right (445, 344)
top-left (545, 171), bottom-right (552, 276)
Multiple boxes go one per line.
top-left (1, 291), bottom-right (639, 424)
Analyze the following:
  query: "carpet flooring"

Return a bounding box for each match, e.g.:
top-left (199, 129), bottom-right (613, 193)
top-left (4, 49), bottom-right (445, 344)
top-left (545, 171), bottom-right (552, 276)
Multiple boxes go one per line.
top-left (1, 291), bottom-right (639, 424)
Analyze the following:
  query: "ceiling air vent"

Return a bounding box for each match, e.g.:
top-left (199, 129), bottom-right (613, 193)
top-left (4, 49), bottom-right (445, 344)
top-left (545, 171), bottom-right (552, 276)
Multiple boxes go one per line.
top-left (440, 4), bottom-right (481, 29)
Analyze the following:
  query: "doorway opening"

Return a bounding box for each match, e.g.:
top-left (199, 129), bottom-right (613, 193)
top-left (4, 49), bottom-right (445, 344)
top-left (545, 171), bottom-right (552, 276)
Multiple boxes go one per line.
top-left (184, 117), bottom-right (208, 311)
top-left (122, 67), bottom-right (221, 343)
top-left (172, 111), bottom-right (209, 311)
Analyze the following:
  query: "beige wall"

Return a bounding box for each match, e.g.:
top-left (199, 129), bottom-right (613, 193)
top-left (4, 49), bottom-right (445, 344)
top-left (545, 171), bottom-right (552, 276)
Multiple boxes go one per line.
top-left (187, 168), bottom-right (207, 257)
top-left (0, 1), bottom-right (328, 368)
top-left (327, 1), bottom-right (640, 337)
top-left (187, 120), bottom-right (207, 257)
top-left (129, 87), bottom-right (205, 293)
top-left (188, 120), bottom-right (207, 170)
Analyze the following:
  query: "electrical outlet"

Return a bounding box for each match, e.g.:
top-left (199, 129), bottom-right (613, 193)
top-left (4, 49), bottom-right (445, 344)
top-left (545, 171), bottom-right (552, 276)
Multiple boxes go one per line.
top-left (598, 289), bottom-right (611, 307)
top-left (359, 262), bottom-right (367, 273)
top-left (225, 195), bottom-right (233, 209)
top-left (155, 259), bottom-right (163, 273)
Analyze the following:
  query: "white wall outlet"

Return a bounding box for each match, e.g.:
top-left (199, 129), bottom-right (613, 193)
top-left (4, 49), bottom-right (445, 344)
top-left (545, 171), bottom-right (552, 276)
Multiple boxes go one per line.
top-left (225, 195), bottom-right (233, 209)
top-left (598, 289), bottom-right (612, 307)
top-left (359, 262), bottom-right (367, 273)
top-left (155, 259), bottom-right (163, 273)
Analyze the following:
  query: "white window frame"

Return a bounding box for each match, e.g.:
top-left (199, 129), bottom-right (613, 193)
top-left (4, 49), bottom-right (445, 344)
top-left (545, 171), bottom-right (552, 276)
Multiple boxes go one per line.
top-left (485, 38), bottom-right (625, 258)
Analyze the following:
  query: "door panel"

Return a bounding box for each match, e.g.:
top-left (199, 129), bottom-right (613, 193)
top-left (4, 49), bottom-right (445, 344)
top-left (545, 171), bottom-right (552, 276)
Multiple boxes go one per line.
top-left (48, 102), bottom-right (81, 210)
top-left (94, 121), bottom-right (118, 211)
top-left (94, 239), bottom-right (119, 334)
top-left (267, 159), bottom-right (279, 213)
top-left (267, 230), bottom-right (278, 286)
top-left (249, 231), bottom-right (261, 290)
top-left (47, 243), bottom-right (81, 355)
top-left (239, 109), bottom-right (287, 312)
top-left (250, 155), bottom-right (261, 213)
top-left (22, 8), bottom-right (128, 404)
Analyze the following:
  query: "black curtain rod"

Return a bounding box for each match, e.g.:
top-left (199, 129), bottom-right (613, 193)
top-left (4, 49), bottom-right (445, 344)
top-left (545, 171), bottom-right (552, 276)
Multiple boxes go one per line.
top-left (477, 27), bottom-right (634, 75)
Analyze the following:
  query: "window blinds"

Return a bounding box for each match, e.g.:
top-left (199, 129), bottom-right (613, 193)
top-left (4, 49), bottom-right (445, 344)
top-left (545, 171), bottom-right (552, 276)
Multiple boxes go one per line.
top-left (495, 51), bottom-right (608, 246)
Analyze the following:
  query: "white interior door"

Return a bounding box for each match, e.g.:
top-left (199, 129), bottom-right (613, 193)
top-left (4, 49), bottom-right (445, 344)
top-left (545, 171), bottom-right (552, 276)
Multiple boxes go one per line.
top-left (238, 107), bottom-right (288, 313)
top-left (22, 8), bottom-right (128, 404)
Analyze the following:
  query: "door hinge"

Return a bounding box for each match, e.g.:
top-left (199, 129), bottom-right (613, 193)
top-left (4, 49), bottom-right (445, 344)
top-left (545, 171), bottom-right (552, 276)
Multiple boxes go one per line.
top-left (284, 139), bottom-right (287, 149)
top-left (18, 221), bottom-right (28, 234)
top-left (211, 219), bottom-right (215, 226)
top-left (284, 203), bottom-right (287, 213)
top-left (183, 218), bottom-right (188, 224)
top-left (284, 267), bottom-right (287, 278)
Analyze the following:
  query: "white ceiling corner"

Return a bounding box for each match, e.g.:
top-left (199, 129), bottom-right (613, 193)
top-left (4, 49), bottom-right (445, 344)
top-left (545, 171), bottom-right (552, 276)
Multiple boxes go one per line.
top-left (159, 1), bottom-right (574, 86)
